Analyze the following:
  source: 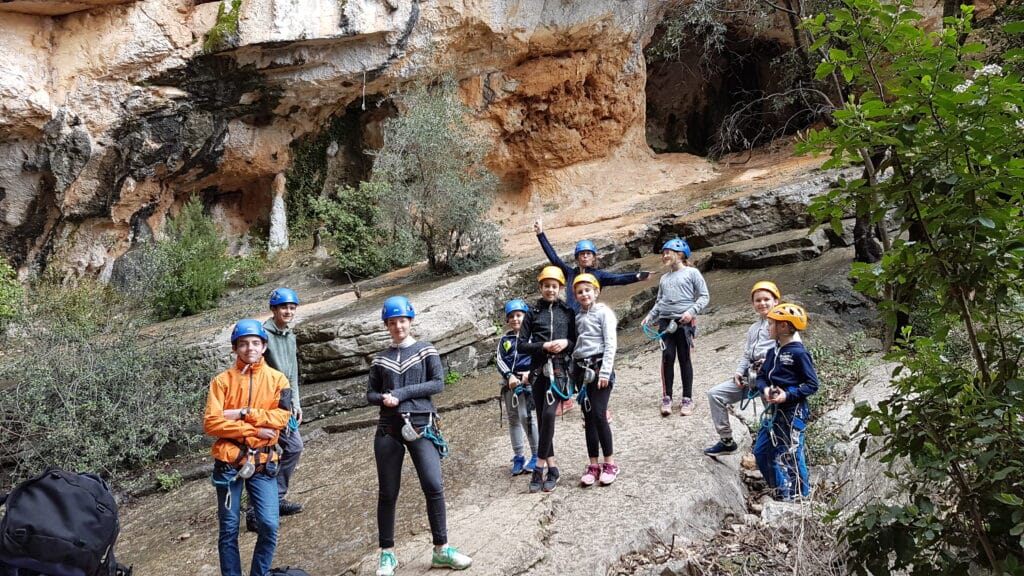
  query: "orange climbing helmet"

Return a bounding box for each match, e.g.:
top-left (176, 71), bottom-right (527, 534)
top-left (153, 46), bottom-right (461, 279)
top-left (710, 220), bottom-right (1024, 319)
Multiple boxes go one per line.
top-left (537, 266), bottom-right (566, 285)
top-left (573, 273), bottom-right (600, 289)
top-left (751, 281), bottom-right (781, 301)
top-left (767, 303), bottom-right (808, 331)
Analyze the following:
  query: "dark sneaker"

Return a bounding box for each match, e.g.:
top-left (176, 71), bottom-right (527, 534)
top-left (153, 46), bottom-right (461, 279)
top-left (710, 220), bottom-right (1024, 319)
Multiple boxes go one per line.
top-left (279, 499), bottom-right (304, 516)
top-left (245, 507), bottom-right (257, 532)
top-left (542, 467), bottom-right (560, 492)
top-left (529, 468), bottom-right (544, 493)
top-left (704, 439), bottom-right (739, 456)
top-left (510, 455), bottom-right (526, 475)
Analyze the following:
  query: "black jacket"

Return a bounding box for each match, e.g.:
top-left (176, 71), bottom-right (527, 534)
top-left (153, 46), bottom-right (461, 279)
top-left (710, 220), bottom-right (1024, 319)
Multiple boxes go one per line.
top-left (517, 298), bottom-right (577, 370)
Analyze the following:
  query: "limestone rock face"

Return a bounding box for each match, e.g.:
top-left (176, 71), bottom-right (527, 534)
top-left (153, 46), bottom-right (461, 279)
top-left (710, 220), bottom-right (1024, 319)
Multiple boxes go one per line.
top-left (0, 0), bottom-right (661, 277)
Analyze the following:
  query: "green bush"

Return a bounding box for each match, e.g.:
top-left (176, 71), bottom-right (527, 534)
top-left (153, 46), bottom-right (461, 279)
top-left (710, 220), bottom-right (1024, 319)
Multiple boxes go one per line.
top-left (372, 78), bottom-right (503, 275)
top-left (149, 198), bottom-right (233, 320)
top-left (0, 284), bottom-right (215, 481)
top-left (312, 181), bottom-right (416, 278)
top-left (0, 259), bottom-right (24, 332)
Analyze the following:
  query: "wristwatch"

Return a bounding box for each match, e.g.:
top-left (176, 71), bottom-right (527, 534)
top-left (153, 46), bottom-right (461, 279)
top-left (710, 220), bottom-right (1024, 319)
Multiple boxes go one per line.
top-left (240, 408), bottom-right (250, 419)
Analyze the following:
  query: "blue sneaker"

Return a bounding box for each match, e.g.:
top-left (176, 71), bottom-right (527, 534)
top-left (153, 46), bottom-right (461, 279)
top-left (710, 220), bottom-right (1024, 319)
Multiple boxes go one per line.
top-left (524, 454), bottom-right (538, 472)
top-left (510, 455), bottom-right (526, 475)
top-left (704, 438), bottom-right (739, 456)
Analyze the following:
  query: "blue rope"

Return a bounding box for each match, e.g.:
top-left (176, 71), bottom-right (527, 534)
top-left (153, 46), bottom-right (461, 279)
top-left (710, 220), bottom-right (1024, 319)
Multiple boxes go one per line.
top-left (423, 416), bottom-right (449, 458)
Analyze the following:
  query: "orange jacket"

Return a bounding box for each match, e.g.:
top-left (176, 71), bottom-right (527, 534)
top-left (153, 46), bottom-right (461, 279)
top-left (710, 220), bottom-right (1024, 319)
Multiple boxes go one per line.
top-left (204, 357), bottom-right (291, 465)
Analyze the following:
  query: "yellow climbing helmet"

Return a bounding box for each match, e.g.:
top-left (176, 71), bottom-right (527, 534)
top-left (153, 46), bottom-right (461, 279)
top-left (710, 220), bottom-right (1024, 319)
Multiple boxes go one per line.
top-left (751, 280), bottom-right (781, 300)
top-left (537, 265), bottom-right (566, 285)
top-left (573, 273), bottom-right (600, 289)
top-left (767, 303), bottom-right (808, 331)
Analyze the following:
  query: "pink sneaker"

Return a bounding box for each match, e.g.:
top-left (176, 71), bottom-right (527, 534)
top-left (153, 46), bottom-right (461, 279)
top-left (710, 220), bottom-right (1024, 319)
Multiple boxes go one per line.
top-left (580, 464), bottom-right (600, 487)
top-left (599, 463), bottom-right (620, 485)
top-left (679, 397), bottom-right (694, 416)
top-left (659, 395), bottom-right (672, 416)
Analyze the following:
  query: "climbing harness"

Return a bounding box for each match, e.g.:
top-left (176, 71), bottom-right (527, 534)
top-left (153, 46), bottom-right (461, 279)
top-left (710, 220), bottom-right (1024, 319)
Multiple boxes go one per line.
top-left (574, 357), bottom-right (603, 413)
top-left (544, 358), bottom-right (573, 405)
top-left (401, 413), bottom-right (449, 458)
top-left (642, 319), bottom-right (677, 350)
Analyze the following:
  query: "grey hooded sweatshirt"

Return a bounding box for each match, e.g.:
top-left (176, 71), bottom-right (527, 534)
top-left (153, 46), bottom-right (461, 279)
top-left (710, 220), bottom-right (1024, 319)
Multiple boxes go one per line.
top-left (572, 302), bottom-right (618, 381)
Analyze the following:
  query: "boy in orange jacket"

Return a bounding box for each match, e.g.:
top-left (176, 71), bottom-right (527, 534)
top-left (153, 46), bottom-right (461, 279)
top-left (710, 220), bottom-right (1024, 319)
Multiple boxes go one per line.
top-left (204, 319), bottom-right (292, 576)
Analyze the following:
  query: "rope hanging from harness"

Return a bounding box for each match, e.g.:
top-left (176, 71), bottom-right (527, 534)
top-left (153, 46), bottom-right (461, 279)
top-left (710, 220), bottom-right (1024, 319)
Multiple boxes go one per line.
top-left (544, 358), bottom-right (573, 405)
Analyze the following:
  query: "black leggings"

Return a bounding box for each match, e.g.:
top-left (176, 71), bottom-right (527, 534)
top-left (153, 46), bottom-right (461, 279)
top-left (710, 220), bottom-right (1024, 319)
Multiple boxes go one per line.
top-left (374, 425), bottom-right (447, 548)
top-left (531, 363), bottom-right (568, 459)
top-left (660, 320), bottom-right (694, 399)
top-left (578, 370), bottom-right (614, 459)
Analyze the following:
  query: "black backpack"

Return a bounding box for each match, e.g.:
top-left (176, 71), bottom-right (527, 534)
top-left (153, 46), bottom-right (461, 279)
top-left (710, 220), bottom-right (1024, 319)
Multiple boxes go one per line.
top-left (0, 469), bottom-right (131, 576)
top-left (270, 569), bottom-right (310, 576)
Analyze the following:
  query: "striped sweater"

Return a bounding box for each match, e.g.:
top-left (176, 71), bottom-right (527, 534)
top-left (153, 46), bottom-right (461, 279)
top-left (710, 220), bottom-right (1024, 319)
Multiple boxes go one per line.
top-left (366, 340), bottom-right (444, 416)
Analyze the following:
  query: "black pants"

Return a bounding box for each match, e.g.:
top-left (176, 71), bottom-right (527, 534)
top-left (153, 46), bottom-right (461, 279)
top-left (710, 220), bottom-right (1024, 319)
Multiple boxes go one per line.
top-left (575, 361), bottom-right (614, 459)
top-left (660, 320), bottom-right (694, 399)
top-left (374, 418), bottom-right (447, 548)
top-left (531, 361), bottom-right (568, 459)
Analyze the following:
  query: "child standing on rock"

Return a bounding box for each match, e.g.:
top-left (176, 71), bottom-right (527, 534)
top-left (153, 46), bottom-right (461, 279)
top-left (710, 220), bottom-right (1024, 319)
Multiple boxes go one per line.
top-left (641, 238), bottom-right (710, 417)
top-left (367, 296), bottom-right (472, 575)
top-left (570, 274), bottom-right (620, 486)
top-left (754, 303), bottom-right (819, 501)
top-left (496, 298), bottom-right (539, 476)
top-left (517, 266), bottom-right (577, 494)
top-left (704, 281), bottom-right (781, 457)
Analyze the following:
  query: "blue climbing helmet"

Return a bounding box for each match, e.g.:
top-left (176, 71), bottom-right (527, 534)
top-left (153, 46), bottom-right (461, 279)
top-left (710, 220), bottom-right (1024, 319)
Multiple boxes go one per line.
top-left (381, 295), bottom-right (415, 321)
top-left (504, 298), bottom-right (529, 317)
top-left (231, 319), bottom-right (268, 343)
top-left (661, 238), bottom-right (691, 258)
top-left (269, 287), bottom-right (300, 307)
top-left (574, 239), bottom-right (597, 256)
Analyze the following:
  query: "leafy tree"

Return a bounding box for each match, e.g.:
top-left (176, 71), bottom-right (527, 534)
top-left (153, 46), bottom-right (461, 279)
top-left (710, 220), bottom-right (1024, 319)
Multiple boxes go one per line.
top-left (311, 180), bottom-right (416, 278)
top-left (150, 198), bottom-right (233, 320)
top-left (371, 78), bottom-right (502, 275)
top-left (799, 0), bottom-right (1024, 572)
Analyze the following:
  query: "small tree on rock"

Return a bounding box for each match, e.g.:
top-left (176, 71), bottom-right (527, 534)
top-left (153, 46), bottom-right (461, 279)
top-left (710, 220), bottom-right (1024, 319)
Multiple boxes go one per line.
top-left (372, 78), bottom-right (502, 275)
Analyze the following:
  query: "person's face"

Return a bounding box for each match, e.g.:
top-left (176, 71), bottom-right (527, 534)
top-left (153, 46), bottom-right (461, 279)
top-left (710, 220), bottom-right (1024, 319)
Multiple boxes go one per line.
top-left (576, 251), bottom-right (596, 269)
top-left (662, 249), bottom-right (682, 266)
top-left (539, 279), bottom-right (562, 302)
top-left (752, 291), bottom-right (779, 318)
top-left (506, 311), bottom-right (525, 332)
top-left (768, 318), bottom-right (791, 340)
top-left (386, 316), bottom-right (412, 343)
top-left (234, 336), bottom-right (267, 364)
top-left (574, 282), bottom-right (599, 309)
top-left (271, 303), bottom-right (297, 328)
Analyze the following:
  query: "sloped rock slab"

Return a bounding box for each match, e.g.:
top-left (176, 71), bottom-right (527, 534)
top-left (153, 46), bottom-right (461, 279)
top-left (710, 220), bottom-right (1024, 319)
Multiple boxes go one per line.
top-left (709, 228), bottom-right (830, 269)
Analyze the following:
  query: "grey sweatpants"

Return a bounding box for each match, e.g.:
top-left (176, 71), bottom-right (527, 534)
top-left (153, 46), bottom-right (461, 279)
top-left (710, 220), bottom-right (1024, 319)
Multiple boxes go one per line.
top-left (707, 378), bottom-right (747, 440)
top-left (502, 386), bottom-right (539, 457)
top-left (276, 426), bottom-right (304, 501)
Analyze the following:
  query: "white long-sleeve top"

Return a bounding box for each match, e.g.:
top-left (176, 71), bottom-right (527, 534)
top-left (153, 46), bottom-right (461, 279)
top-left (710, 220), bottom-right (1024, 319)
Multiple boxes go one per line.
top-left (572, 302), bottom-right (618, 380)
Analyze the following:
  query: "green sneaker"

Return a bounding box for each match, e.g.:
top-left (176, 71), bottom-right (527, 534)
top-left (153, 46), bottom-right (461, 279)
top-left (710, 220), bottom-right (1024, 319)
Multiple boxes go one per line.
top-left (376, 550), bottom-right (397, 576)
top-left (431, 545), bottom-right (472, 570)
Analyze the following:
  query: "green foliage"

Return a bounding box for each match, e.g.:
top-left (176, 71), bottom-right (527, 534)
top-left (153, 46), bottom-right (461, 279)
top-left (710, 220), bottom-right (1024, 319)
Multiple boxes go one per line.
top-left (149, 198), bottom-right (233, 320)
top-left (312, 180), bottom-right (415, 278)
top-left (285, 113), bottom-right (362, 241)
top-left (372, 78), bottom-right (503, 275)
top-left (203, 0), bottom-right (242, 53)
top-left (156, 471), bottom-right (184, 492)
top-left (807, 333), bottom-right (870, 417)
top-left (800, 0), bottom-right (1024, 571)
top-left (0, 259), bottom-right (24, 332)
top-left (227, 234), bottom-right (268, 289)
top-left (445, 370), bottom-right (462, 386)
top-left (0, 283), bottom-right (214, 481)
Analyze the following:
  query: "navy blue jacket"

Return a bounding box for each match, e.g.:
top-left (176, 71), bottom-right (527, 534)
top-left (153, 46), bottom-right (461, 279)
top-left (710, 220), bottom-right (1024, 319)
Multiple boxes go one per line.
top-left (756, 341), bottom-right (819, 420)
top-left (496, 331), bottom-right (531, 380)
top-left (536, 232), bottom-right (644, 312)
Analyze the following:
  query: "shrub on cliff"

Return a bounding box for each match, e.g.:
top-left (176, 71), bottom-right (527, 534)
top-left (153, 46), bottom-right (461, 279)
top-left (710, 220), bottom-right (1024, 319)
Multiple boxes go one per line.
top-left (0, 259), bottom-right (23, 333)
top-left (0, 280), bottom-right (213, 481)
top-left (371, 78), bottom-right (502, 275)
top-left (149, 198), bottom-right (233, 320)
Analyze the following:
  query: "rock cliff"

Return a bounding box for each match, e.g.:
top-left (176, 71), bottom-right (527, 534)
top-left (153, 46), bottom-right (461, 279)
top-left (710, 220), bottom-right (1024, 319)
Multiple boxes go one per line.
top-left (0, 0), bottom-right (665, 279)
